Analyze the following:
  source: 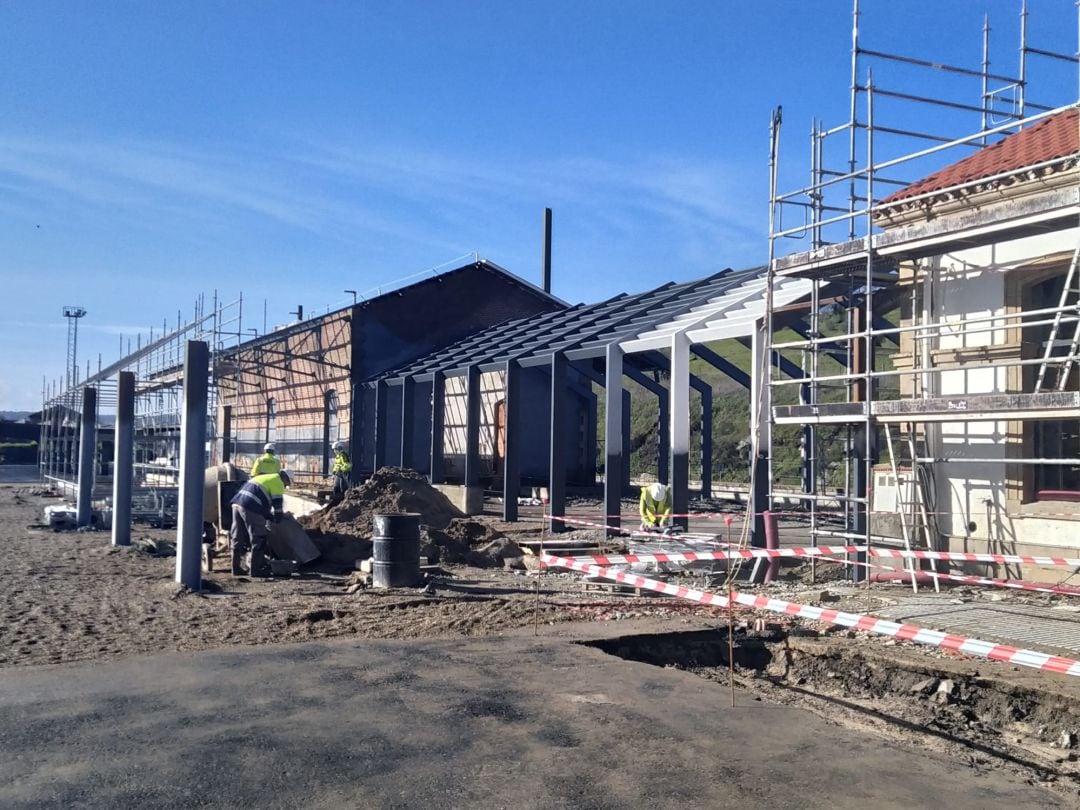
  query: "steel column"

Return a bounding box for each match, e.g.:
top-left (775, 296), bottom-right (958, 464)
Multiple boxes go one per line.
top-left (76, 387), bottom-right (97, 527)
top-left (220, 404), bottom-right (232, 464)
top-left (400, 377), bottom-right (415, 469)
top-left (604, 344), bottom-right (623, 534)
top-left (657, 387), bottom-right (669, 485)
top-left (548, 352), bottom-right (567, 532)
top-left (464, 366), bottom-right (481, 487)
top-left (373, 380), bottom-right (388, 472)
top-left (111, 371), bottom-right (135, 547)
top-left (670, 334), bottom-right (690, 529)
top-left (502, 360), bottom-right (521, 522)
top-left (175, 341), bottom-right (208, 590)
top-left (429, 371), bottom-right (445, 484)
top-left (699, 385), bottom-right (713, 499)
top-left (621, 389), bottom-right (631, 490)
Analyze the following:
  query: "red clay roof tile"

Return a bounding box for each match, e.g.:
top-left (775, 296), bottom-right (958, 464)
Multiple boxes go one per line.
top-left (880, 108), bottom-right (1078, 205)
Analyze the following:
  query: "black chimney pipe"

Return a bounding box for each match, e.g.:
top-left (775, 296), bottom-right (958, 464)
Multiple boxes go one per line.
top-left (541, 207), bottom-right (552, 294)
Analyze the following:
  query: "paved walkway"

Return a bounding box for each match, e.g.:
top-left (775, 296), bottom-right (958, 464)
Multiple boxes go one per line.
top-left (874, 596), bottom-right (1080, 657)
top-left (0, 634), bottom-right (1061, 809)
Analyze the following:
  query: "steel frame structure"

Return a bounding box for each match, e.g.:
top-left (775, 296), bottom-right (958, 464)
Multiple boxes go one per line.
top-left (39, 292), bottom-right (246, 495)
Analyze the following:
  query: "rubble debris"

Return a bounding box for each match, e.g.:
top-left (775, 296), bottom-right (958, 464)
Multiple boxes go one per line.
top-left (420, 519), bottom-right (523, 568)
top-left (910, 677), bottom-right (939, 695)
top-left (133, 538), bottom-right (177, 557)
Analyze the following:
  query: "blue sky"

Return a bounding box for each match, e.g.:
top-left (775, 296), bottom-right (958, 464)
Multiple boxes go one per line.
top-left (1, 0), bottom-right (1077, 409)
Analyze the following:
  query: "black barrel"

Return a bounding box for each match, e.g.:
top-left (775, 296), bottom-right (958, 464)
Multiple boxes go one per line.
top-left (371, 513), bottom-right (421, 588)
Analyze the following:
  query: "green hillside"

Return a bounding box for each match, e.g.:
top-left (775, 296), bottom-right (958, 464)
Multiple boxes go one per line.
top-left (597, 306), bottom-right (899, 489)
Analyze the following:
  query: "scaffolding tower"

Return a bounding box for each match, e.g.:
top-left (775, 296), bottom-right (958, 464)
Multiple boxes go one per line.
top-left (763, 0), bottom-right (1080, 585)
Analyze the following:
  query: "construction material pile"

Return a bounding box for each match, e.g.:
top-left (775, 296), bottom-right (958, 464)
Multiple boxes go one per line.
top-left (300, 467), bottom-right (464, 538)
top-left (299, 467), bottom-right (520, 569)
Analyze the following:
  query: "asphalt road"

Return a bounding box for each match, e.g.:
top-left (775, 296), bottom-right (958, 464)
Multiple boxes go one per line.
top-left (0, 465), bottom-right (39, 484)
top-left (0, 634), bottom-right (1060, 809)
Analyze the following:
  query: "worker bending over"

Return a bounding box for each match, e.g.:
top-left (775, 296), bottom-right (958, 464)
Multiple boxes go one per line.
top-left (639, 482), bottom-right (672, 532)
top-left (251, 442), bottom-right (281, 476)
top-left (230, 470), bottom-right (291, 578)
top-left (331, 440), bottom-right (351, 500)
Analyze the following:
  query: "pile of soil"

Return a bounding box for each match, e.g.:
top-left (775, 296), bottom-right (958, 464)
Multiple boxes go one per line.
top-left (300, 467), bottom-right (464, 539)
top-left (422, 518), bottom-right (522, 567)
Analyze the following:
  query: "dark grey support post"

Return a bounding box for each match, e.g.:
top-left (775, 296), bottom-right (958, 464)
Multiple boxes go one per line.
top-left (373, 380), bottom-right (388, 472)
top-left (502, 360), bottom-right (521, 522)
top-left (700, 386), bottom-right (713, 499)
top-left (175, 341), bottom-right (208, 591)
top-left (548, 352), bottom-right (567, 533)
top-left (621, 389), bottom-right (631, 490)
top-left (76, 386), bottom-right (97, 527)
top-left (604, 344), bottom-right (623, 535)
top-left (220, 404), bottom-right (232, 464)
top-left (400, 377), bottom-right (415, 469)
top-left (657, 388), bottom-right (669, 486)
top-left (670, 335), bottom-right (690, 530)
top-left (430, 371), bottom-right (445, 484)
top-left (464, 366), bottom-right (481, 487)
top-left (111, 371), bottom-right (135, 547)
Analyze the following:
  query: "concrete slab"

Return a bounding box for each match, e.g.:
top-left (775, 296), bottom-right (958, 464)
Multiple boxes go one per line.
top-left (0, 635), bottom-right (1061, 809)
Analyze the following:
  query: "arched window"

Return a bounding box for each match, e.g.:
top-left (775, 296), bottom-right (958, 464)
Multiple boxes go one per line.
top-left (266, 397), bottom-right (276, 444)
top-left (324, 390), bottom-right (340, 474)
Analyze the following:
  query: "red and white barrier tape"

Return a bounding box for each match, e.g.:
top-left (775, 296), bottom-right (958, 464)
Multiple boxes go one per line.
top-left (566, 549), bottom-right (1080, 596)
top-left (539, 552), bottom-right (1080, 677)
top-left (552, 535), bottom-right (1080, 574)
top-left (871, 547), bottom-right (1080, 570)
top-left (544, 508), bottom-right (1080, 520)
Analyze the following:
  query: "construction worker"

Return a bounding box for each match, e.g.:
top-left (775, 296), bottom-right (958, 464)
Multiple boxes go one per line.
top-left (331, 440), bottom-right (351, 500)
top-left (230, 470), bottom-right (291, 577)
top-left (639, 482), bottom-right (672, 532)
top-left (251, 442), bottom-right (281, 476)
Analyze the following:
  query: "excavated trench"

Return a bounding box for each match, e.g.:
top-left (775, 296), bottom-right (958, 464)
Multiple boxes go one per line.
top-left (583, 628), bottom-right (1080, 796)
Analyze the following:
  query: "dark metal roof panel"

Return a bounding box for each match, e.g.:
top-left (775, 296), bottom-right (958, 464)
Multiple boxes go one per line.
top-left (371, 266), bottom-right (766, 382)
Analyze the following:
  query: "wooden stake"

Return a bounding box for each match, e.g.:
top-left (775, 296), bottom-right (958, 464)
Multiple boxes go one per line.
top-left (727, 587), bottom-right (736, 708)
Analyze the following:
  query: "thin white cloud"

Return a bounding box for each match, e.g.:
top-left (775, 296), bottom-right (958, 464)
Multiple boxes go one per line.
top-left (0, 133), bottom-right (763, 268)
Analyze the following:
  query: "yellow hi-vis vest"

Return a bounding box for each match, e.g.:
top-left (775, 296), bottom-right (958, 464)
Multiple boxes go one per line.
top-left (251, 452), bottom-right (281, 476)
top-left (639, 487), bottom-right (672, 526)
top-left (332, 451), bottom-right (352, 475)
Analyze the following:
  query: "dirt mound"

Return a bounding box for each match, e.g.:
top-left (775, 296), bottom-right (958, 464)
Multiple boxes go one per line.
top-left (300, 467), bottom-right (464, 539)
top-left (421, 518), bottom-right (522, 567)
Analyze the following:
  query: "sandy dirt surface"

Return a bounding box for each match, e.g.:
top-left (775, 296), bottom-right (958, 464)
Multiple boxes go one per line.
top-left (0, 484), bottom-right (721, 668)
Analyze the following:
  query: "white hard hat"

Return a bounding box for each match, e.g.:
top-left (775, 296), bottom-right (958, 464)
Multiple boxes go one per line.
top-left (264, 443), bottom-right (276, 453)
top-left (650, 483), bottom-right (669, 501)
top-left (332, 440), bottom-right (346, 452)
